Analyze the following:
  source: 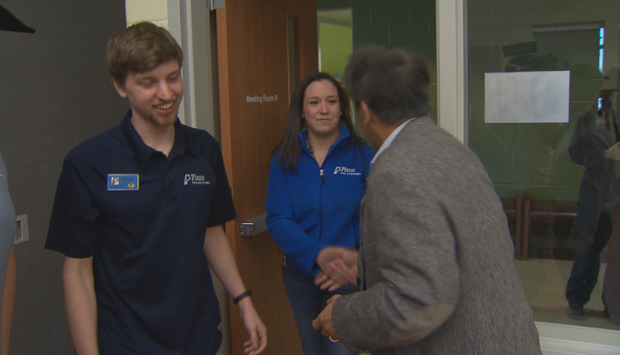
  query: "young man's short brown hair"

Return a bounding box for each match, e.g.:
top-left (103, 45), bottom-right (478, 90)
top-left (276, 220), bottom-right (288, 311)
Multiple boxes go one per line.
top-left (106, 21), bottom-right (183, 85)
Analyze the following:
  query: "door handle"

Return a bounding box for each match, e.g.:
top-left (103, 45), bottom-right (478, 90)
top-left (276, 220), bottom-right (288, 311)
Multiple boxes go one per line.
top-left (239, 212), bottom-right (267, 237)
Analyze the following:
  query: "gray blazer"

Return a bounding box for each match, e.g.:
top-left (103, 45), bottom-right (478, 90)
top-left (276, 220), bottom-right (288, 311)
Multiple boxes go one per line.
top-left (332, 117), bottom-right (541, 354)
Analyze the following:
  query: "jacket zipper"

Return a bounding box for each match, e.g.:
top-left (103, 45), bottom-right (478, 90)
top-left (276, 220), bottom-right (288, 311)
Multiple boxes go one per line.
top-left (305, 127), bottom-right (348, 245)
top-left (319, 167), bottom-right (324, 242)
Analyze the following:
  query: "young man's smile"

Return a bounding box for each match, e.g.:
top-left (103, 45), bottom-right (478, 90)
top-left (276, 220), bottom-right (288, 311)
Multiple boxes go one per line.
top-left (114, 59), bottom-right (184, 128)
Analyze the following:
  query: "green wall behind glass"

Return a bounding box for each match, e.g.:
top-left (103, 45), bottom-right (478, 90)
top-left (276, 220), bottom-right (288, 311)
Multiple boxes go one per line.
top-left (465, 0), bottom-right (620, 202)
top-left (319, 22), bottom-right (352, 78)
top-left (317, 0), bottom-right (437, 120)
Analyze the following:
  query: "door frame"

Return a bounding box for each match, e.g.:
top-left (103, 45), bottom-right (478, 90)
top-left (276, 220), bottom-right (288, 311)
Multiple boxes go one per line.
top-left (436, 0), bottom-right (467, 145)
top-left (165, 0), bottom-right (216, 133)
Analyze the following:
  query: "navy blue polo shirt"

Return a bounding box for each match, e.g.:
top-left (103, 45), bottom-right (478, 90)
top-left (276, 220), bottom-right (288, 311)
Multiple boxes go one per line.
top-left (46, 111), bottom-right (236, 355)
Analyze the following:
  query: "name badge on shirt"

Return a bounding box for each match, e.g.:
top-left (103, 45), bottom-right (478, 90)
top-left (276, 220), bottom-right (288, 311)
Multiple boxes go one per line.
top-left (107, 174), bottom-right (139, 191)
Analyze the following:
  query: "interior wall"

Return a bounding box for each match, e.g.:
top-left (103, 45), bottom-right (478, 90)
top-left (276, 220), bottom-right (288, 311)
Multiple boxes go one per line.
top-left (317, 0), bottom-right (438, 119)
top-left (534, 29), bottom-right (601, 70)
top-left (0, 1), bottom-right (127, 353)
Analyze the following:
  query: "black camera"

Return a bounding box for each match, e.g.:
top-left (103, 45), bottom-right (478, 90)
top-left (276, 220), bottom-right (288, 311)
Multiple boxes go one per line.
top-left (502, 40), bottom-right (568, 72)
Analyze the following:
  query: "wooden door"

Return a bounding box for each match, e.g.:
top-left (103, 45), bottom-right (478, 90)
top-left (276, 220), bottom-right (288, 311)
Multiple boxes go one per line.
top-left (216, 1), bottom-right (318, 355)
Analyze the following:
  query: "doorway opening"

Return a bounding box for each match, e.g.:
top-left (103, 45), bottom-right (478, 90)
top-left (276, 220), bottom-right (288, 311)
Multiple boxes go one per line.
top-left (317, 9), bottom-right (352, 80)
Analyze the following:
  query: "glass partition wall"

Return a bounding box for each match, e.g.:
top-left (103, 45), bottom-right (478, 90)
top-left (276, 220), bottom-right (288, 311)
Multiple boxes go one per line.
top-left (467, 0), bottom-right (620, 331)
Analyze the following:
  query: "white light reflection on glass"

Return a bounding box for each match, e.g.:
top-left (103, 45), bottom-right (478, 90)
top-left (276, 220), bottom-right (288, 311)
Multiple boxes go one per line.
top-left (599, 27), bottom-right (605, 110)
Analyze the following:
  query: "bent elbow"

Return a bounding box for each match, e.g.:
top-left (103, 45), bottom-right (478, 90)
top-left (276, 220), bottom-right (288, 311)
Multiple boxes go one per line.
top-left (389, 304), bottom-right (454, 347)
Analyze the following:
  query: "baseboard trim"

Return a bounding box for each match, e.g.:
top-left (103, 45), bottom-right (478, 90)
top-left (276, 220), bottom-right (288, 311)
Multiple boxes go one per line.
top-left (536, 321), bottom-right (620, 355)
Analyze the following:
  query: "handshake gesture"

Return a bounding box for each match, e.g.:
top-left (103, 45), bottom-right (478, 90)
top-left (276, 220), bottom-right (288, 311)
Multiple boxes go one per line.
top-left (311, 246), bottom-right (359, 343)
top-left (314, 247), bottom-right (359, 291)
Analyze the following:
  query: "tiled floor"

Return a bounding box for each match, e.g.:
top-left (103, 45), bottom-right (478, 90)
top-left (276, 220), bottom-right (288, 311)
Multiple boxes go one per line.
top-left (514, 258), bottom-right (620, 331)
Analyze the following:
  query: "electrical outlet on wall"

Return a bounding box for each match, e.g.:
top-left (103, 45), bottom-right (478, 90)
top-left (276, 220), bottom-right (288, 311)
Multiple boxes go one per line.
top-left (15, 214), bottom-right (29, 244)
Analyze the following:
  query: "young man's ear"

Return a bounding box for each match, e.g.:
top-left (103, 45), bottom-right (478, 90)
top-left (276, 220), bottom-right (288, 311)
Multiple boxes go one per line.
top-left (112, 79), bottom-right (128, 98)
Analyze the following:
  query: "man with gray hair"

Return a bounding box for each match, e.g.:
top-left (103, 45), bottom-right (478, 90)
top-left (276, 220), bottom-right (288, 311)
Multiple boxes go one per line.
top-left (312, 45), bottom-right (541, 354)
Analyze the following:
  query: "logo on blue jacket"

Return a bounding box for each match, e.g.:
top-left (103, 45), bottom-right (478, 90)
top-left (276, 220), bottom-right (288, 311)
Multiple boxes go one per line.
top-left (333, 167), bottom-right (361, 176)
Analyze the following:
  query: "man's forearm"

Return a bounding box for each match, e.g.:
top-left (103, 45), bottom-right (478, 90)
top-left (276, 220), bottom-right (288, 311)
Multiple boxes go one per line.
top-left (203, 226), bottom-right (268, 354)
top-left (63, 257), bottom-right (99, 355)
top-left (203, 225), bottom-right (247, 298)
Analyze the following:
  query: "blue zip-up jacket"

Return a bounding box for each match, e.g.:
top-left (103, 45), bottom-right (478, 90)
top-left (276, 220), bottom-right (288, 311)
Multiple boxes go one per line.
top-left (265, 124), bottom-right (374, 278)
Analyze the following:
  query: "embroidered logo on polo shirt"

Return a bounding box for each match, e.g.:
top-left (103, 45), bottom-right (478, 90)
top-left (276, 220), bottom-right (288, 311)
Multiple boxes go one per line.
top-left (107, 174), bottom-right (139, 191)
top-left (333, 166), bottom-right (361, 176)
top-left (184, 173), bottom-right (211, 186)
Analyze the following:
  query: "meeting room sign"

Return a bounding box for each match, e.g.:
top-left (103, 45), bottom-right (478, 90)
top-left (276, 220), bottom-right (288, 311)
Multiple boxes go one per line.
top-left (246, 94), bottom-right (278, 104)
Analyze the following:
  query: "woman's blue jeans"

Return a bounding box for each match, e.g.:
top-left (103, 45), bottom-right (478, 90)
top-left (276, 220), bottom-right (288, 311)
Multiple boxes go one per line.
top-left (282, 264), bottom-right (359, 355)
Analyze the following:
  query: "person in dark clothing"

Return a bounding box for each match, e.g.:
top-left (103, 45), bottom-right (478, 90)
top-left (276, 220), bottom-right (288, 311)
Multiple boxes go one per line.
top-left (45, 22), bottom-right (267, 354)
top-left (566, 66), bottom-right (620, 323)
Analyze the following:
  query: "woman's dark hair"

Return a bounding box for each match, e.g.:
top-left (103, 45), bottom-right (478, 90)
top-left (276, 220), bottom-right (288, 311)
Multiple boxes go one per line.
top-left (273, 72), bottom-right (369, 172)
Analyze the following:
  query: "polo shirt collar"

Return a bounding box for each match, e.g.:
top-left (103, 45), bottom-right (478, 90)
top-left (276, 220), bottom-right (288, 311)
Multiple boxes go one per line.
top-left (121, 110), bottom-right (195, 167)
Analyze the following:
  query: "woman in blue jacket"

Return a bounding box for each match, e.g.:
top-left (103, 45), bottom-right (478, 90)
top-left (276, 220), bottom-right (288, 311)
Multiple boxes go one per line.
top-left (266, 72), bottom-right (373, 355)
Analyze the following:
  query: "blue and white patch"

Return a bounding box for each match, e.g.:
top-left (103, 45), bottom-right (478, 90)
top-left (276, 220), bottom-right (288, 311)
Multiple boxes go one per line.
top-left (333, 166), bottom-right (362, 176)
top-left (107, 174), bottom-right (139, 191)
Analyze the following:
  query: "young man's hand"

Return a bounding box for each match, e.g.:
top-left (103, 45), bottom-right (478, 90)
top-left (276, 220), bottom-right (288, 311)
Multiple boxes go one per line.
top-left (238, 298), bottom-right (267, 355)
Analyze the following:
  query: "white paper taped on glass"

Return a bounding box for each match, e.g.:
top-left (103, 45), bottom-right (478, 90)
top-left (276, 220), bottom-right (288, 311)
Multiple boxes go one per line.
top-left (484, 71), bottom-right (570, 123)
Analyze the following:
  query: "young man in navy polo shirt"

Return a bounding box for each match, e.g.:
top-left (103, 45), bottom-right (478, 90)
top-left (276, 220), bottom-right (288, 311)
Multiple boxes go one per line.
top-left (45, 22), bottom-right (267, 355)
